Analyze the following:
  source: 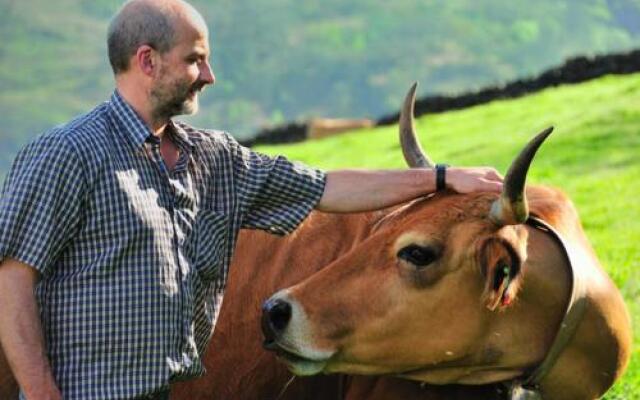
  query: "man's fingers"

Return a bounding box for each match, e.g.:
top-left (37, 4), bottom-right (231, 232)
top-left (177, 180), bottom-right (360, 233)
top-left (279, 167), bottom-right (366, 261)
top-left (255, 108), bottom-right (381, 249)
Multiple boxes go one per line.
top-left (450, 167), bottom-right (503, 193)
top-left (483, 168), bottom-right (503, 182)
top-left (481, 179), bottom-right (503, 193)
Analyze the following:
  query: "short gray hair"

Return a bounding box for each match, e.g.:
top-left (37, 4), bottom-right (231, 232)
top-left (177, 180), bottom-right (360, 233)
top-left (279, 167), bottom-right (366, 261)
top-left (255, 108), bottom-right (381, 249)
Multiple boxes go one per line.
top-left (107, 1), bottom-right (177, 74)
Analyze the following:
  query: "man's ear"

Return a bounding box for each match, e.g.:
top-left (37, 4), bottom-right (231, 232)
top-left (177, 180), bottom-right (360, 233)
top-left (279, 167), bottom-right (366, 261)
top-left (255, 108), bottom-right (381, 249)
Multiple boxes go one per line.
top-left (135, 45), bottom-right (158, 77)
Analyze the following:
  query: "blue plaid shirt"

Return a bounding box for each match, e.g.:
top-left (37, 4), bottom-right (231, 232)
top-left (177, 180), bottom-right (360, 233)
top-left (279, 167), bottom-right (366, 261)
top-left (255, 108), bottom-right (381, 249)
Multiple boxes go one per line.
top-left (0, 91), bottom-right (326, 399)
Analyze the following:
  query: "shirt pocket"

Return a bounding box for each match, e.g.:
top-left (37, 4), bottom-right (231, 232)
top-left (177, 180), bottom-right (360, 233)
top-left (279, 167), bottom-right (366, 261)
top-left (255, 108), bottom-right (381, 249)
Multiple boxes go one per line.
top-left (191, 210), bottom-right (230, 282)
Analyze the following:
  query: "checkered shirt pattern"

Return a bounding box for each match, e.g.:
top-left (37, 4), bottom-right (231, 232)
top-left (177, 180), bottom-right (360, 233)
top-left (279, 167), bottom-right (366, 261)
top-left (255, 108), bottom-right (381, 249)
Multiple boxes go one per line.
top-left (0, 91), bottom-right (326, 399)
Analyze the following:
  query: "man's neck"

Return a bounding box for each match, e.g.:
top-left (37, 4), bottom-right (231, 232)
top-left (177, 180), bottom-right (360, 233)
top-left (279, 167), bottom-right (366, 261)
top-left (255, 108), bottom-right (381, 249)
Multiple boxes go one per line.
top-left (115, 80), bottom-right (169, 137)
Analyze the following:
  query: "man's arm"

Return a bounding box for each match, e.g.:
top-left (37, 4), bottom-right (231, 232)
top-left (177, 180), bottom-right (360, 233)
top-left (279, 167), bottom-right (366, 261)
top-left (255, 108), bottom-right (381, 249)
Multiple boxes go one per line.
top-left (316, 167), bottom-right (502, 213)
top-left (0, 258), bottom-right (61, 400)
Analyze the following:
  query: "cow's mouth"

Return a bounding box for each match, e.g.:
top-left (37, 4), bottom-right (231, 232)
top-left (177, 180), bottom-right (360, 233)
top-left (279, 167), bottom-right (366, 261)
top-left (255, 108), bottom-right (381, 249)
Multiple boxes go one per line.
top-left (263, 338), bottom-right (328, 376)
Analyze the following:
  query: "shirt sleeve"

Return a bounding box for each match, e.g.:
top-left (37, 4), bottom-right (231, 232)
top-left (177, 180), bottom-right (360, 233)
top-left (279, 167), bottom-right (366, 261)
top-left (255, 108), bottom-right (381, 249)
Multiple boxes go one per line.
top-left (0, 133), bottom-right (85, 275)
top-left (225, 134), bottom-right (326, 235)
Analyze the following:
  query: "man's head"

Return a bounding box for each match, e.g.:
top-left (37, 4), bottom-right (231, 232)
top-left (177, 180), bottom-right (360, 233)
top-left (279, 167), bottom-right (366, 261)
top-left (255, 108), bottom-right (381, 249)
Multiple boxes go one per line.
top-left (108, 0), bottom-right (215, 120)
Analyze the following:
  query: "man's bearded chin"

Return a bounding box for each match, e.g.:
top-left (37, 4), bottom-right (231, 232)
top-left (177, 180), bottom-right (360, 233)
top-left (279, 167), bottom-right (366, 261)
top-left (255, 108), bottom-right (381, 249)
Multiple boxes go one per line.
top-left (151, 81), bottom-right (204, 121)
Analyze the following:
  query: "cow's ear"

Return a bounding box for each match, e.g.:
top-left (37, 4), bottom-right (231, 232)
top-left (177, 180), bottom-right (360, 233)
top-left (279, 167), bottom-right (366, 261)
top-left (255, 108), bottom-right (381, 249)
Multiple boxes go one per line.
top-left (477, 237), bottom-right (523, 311)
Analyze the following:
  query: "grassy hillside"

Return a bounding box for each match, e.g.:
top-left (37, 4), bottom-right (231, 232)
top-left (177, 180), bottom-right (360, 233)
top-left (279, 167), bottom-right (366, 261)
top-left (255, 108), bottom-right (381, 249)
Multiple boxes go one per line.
top-left (257, 73), bottom-right (640, 398)
top-left (1, 0), bottom-right (640, 180)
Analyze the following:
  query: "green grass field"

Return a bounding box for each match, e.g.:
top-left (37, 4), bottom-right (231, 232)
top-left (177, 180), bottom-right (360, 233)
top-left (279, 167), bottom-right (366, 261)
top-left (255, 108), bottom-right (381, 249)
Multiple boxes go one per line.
top-left (257, 73), bottom-right (640, 398)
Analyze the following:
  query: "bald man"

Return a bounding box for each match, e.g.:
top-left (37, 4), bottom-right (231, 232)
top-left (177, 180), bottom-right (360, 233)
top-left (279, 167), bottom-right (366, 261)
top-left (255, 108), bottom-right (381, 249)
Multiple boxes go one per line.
top-left (0, 1), bottom-right (502, 399)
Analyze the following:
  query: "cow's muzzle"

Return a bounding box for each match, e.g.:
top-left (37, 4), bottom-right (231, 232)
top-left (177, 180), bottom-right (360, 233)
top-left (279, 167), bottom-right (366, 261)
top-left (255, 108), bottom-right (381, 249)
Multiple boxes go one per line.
top-left (260, 291), bottom-right (334, 375)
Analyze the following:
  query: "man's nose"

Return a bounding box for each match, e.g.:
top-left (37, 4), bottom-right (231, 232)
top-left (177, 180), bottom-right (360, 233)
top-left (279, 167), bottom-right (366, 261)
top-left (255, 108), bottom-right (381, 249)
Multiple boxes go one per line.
top-left (200, 61), bottom-right (215, 85)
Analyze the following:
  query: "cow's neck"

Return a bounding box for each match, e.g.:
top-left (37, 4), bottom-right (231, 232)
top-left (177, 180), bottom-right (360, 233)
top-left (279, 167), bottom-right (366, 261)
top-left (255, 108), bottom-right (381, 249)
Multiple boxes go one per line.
top-left (506, 218), bottom-right (627, 399)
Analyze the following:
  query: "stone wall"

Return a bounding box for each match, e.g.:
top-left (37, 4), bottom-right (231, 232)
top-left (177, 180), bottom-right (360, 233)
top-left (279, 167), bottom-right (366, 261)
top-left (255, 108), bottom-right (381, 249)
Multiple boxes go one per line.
top-left (377, 49), bottom-right (640, 126)
top-left (243, 49), bottom-right (640, 147)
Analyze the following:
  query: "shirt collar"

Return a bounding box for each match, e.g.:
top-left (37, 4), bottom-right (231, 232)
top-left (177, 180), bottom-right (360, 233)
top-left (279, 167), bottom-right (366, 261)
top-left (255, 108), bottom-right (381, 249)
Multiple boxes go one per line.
top-left (108, 90), bottom-right (196, 150)
top-left (167, 120), bottom-right (196, 150)
top-left (109, 90), bottom-right (153, 148)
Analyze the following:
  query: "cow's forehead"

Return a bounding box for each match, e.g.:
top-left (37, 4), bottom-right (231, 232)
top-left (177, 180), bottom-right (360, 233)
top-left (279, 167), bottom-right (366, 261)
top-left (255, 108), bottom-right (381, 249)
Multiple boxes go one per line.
top-left (380, 192), bottom-right (501, 233)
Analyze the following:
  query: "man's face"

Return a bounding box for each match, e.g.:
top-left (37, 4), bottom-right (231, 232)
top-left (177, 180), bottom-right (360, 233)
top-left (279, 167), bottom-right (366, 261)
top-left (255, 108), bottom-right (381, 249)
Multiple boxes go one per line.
top-left (150, 18), bottom-right (214, 120)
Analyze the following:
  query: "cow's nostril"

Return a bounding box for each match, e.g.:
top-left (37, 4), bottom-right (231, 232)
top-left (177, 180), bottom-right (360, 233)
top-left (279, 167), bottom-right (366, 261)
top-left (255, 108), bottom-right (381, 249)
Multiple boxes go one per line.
top-left (269, 299), bottom-right (292, 332)
top-left (262, 298), bottom-right (292, 339)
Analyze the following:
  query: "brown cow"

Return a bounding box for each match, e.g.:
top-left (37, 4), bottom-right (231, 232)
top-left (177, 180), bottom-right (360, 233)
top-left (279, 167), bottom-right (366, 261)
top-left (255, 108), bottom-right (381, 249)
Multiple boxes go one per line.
top-left (307, 118), bottom-right (374, 140)
top-left (256, 85), bottom-right (632, 399)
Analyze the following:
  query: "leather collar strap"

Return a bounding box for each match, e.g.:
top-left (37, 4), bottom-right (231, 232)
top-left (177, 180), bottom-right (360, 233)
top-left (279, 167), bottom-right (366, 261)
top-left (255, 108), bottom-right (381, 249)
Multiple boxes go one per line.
top-left (508, 217), bottom-right (589, 399)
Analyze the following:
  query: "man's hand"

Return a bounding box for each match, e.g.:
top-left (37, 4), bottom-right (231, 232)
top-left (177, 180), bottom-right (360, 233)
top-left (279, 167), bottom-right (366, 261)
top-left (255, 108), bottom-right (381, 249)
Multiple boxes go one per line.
top-left (446, 167), bottom-right (503, 194)
top-left (0, 259), bottom-right (62, 400)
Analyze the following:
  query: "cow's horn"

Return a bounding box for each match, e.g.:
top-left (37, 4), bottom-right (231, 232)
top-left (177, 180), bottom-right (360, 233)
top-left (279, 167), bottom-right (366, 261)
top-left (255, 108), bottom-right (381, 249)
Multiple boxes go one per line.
top-left (399, 82), bottom-right (435, 168)
top-left (490, 127), bottom-right (554, 226)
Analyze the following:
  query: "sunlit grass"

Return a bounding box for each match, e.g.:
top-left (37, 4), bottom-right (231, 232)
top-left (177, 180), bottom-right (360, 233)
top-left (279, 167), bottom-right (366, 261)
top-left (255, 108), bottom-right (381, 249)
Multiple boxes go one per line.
top-left (258, 73), bottom-right (640, 397)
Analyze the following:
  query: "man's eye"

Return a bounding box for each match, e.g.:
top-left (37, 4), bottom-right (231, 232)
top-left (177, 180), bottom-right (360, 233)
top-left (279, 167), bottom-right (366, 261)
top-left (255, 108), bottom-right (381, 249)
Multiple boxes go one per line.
top-left (397, 245), bottom-right (439, 267)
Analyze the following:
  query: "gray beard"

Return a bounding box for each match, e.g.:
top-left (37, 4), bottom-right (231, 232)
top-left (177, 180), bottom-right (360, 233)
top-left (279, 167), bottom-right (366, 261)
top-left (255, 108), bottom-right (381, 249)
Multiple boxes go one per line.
top-left (150, 82), bottom-right (198, 122)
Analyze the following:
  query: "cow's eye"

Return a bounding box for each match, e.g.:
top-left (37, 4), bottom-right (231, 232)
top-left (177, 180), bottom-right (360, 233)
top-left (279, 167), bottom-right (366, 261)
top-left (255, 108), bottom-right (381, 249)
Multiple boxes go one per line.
top-left (397, 245), bottom-right (438, 267)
